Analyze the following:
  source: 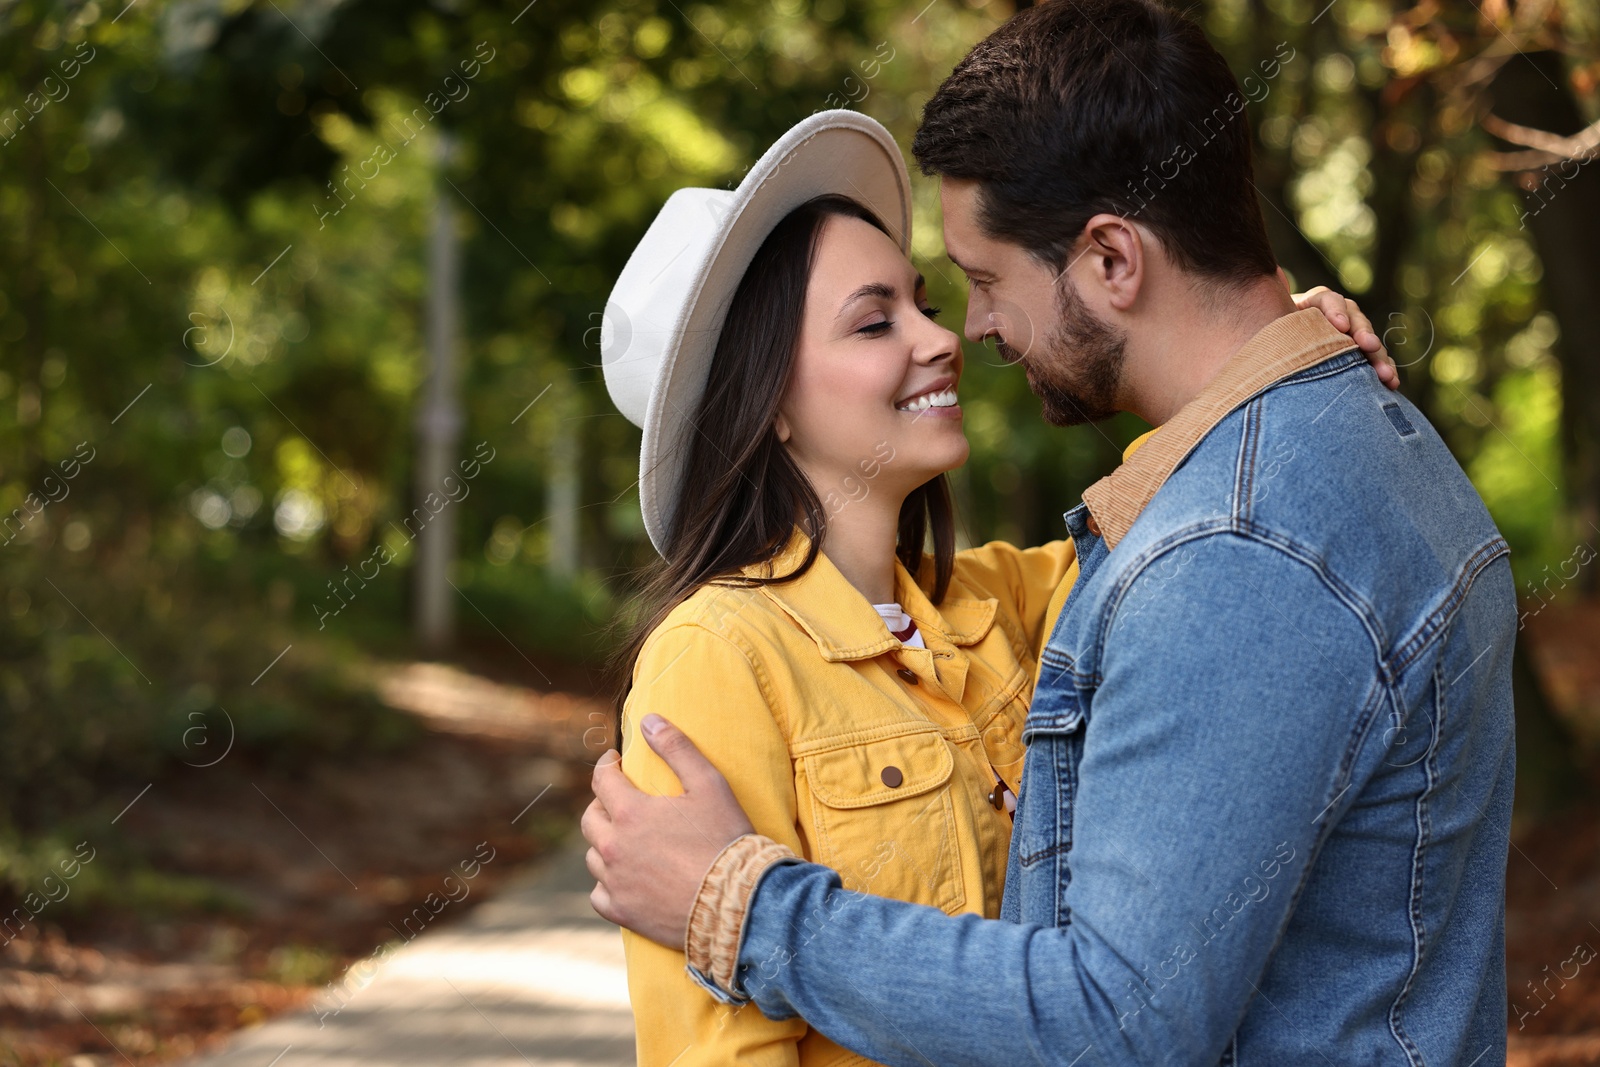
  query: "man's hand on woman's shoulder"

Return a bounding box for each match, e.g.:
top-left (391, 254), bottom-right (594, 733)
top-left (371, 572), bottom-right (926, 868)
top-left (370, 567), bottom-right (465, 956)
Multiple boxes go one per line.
top-left (584, 714), bottom-right (755, 948)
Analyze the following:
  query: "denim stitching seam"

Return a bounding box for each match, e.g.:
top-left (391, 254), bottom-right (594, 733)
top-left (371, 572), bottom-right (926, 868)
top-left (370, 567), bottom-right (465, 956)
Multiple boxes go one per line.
top-left (1387, 663), bottom-right (1445, 1066)
top-left (1248, 683), bottom-right (1387, 1063)
top-left (1099, 521), bottom-right (1401, 815)
top-left (1235, 398), bottom-right (1264, 527)
top-left (1021, 840), bottom-right (1072, 867)
top-left (1389, 538), bottom-right (1511, 677)
top-left (1276, 348), bottom-right (1365, 384)
top-left (1232, 520), bottom-right (1394, 674)
top-left (1322, 678), bottom-right (1391, 832)
top-left (1091, 520), bottom-right (1386, 690)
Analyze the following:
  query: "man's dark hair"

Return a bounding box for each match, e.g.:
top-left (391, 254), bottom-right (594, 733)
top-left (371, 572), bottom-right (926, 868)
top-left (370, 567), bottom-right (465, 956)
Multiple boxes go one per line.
top-left (912, 0), bottom-right (1278, 285)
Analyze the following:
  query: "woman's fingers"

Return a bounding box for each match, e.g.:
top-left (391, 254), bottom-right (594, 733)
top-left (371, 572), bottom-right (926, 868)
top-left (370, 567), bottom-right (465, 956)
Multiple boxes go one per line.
top-left (1292, 286), bottom-right (1400, 391)
top-left (1344, 297), bottom-right (1374, 343)
top-left (1344, 297), bottom-right (1383, 355)
top-left (1341, 296), bottom-right (1399, 390)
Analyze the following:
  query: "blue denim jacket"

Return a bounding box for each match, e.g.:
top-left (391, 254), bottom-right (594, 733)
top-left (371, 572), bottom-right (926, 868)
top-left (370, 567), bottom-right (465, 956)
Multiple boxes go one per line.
top-left (706, 314), bottom-right (1516, 1066)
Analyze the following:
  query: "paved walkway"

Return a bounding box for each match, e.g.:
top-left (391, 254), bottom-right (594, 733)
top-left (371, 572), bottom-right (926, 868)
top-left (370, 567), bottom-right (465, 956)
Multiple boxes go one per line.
top-left (184, 836), bottom-right (634, 1067)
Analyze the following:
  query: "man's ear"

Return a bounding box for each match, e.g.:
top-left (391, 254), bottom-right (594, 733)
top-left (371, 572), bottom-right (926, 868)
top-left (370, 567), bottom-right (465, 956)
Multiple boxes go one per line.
top-left (1077, 213), bottom-right (1145, 312)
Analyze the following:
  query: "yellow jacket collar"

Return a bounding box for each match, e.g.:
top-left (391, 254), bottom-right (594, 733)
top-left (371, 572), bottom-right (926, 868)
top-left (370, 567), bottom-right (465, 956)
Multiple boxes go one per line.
top-left (740, 527), bottom-right (997, 663)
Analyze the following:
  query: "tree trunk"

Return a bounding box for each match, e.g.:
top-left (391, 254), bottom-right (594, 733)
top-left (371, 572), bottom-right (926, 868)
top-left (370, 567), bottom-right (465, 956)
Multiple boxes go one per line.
top-left (1489, 50), bottom-right (1600, 578)
top-left (547, 399), bottom-right (580, 580)
top-left (1487, 49), bottom-right (1600, 812)
top-left (414, 136), bottom-right (463, 653)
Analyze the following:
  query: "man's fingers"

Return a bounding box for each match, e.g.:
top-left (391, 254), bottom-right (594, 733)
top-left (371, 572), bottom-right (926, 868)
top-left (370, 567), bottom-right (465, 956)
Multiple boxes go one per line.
top-left (580, 795), bottom-right (612, 852)
top-left (590, 746), bottom-right (643, 811)
top-left (585, 843), bottom-right (608, 884)
top-left (590, 880), bottom-right (621, 926)
top-left (640, 714), bottom-right (726, 795)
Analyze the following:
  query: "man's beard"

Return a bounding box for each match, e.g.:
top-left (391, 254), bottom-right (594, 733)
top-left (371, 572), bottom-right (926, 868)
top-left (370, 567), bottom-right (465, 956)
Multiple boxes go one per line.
top-left (997, 279), bottom-right (1127, 428)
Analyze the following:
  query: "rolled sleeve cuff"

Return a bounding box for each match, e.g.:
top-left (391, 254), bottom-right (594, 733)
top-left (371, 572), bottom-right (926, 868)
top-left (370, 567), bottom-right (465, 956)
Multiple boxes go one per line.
top-left (684, 832), bottom-right (799, 1002)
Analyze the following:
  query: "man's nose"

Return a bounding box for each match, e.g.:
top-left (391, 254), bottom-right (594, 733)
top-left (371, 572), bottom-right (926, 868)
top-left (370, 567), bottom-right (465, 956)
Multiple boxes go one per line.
top-left (963, 301), bottom-right (993, 345)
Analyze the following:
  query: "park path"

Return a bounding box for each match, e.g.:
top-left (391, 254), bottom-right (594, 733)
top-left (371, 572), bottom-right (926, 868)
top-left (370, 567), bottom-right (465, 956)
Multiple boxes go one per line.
top-left (181, 835), bottom-right (635, 1067)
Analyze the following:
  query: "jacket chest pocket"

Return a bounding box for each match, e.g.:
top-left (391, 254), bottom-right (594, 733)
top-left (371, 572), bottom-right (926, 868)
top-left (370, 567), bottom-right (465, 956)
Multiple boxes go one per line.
top-left (798, 729), bottom-right (965, 915)
top-left (1013, 682), bottom-right (1087, 926)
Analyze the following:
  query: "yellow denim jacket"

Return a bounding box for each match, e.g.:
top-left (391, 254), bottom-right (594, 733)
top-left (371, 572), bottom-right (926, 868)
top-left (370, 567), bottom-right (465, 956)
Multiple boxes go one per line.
top-left (620, 526), bottom-right (1082, 1067)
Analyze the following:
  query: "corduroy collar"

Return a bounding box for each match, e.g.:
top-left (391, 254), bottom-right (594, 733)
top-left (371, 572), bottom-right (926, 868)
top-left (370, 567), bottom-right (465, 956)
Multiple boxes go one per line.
top-left (1082, 309), bottom-right (1359, 549)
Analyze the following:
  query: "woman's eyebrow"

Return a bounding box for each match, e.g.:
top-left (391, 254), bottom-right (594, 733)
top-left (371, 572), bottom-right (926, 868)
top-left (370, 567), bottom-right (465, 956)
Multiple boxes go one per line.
top-left (835, 282), bottom-right (896, 320)
top-left (834, 274), bottom-right (928, 320)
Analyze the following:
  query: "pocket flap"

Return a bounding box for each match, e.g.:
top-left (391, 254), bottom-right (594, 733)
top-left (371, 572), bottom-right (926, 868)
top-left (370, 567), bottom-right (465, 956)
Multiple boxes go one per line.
top-left (803, 730), bottom-right (954, 809)
top-left (1022, 678), bottom-right (1085, 740)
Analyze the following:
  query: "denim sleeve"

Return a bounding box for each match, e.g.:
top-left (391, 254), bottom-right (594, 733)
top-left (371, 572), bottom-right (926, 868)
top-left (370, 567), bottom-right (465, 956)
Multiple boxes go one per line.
top-left (728, 535), bottom-right (1379, 1067)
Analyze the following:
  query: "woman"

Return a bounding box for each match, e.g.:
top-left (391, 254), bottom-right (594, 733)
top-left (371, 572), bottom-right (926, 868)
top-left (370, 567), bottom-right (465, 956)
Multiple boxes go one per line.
top-left (600, 111), bottom-right (1387, 1066)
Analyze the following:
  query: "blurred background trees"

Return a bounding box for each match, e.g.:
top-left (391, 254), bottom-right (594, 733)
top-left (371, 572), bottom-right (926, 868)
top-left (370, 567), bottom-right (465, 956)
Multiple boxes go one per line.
top-left (1, 0), bottom-right (1596, 864)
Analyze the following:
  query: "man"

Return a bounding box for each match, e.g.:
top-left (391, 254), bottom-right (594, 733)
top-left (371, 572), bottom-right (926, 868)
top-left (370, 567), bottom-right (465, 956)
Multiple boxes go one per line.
top-left (585, 1), bottom-right (1516, 1063)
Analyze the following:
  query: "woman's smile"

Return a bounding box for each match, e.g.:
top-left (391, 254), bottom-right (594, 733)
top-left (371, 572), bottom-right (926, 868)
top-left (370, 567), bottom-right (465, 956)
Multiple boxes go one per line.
top-left (894, 378), bottom-right (962, 417)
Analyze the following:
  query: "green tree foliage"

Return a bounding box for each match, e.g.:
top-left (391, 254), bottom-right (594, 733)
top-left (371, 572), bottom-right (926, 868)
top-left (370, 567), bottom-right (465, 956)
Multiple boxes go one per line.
top-left (0, 0), bottom-right (1594, 828)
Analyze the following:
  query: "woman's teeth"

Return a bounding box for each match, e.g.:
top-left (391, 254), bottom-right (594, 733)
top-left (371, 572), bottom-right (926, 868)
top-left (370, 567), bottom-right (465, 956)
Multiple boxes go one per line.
top-left (896, 388), bottom-right (959, 413)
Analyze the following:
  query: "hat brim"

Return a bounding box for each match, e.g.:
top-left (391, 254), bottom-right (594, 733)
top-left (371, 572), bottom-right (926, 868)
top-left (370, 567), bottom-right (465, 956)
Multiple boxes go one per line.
top-left (636, 111), bottom-right (912, 555)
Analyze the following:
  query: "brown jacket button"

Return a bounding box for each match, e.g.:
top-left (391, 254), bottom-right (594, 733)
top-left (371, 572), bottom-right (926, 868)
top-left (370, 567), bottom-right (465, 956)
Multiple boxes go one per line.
top-left (896, 667), bottom-right (918, 685)
top-left (881, 766), bottom-right (904, 788)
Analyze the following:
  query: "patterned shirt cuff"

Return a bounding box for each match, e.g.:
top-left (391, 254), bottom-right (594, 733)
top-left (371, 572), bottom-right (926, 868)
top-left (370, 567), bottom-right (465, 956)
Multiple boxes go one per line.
top-left (684, 833), bottom-right (799, 999)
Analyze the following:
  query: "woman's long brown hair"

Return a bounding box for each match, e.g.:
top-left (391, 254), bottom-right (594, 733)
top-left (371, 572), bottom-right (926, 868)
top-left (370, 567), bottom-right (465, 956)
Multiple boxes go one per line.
top-left (605, 194), bottom-right (956, 727)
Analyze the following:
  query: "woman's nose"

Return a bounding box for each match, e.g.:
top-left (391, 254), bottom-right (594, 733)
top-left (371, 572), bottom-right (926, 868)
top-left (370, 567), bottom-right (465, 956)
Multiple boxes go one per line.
top-left (914, 317), bottom-right (961, 365)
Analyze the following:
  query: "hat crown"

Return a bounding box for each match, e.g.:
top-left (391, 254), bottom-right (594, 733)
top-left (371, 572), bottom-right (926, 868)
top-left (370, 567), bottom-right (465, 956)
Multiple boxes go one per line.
top-left (602, 188), bottom-right (736, 428)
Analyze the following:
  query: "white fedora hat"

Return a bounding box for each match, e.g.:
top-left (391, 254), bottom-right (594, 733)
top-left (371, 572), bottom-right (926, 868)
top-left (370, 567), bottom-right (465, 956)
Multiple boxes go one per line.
top-left (601, 109), bottom-right (912, 556)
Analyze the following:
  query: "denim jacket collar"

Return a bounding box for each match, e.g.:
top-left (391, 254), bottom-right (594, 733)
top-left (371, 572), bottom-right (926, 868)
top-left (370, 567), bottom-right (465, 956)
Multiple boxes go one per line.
top-left (1082, 309), bottom-right (1358, 549)
top-left (740, 526), bottom-right (998, 664)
